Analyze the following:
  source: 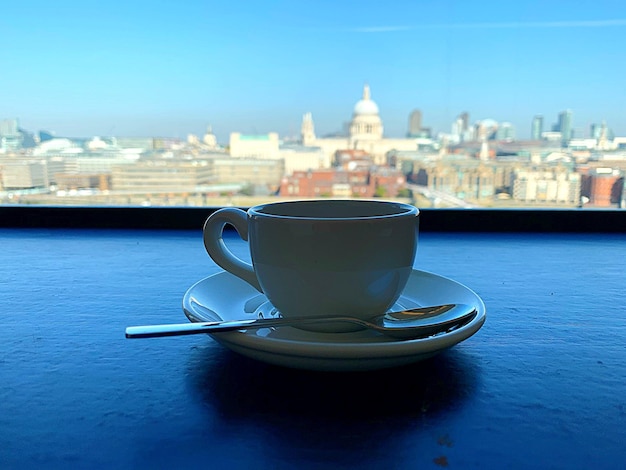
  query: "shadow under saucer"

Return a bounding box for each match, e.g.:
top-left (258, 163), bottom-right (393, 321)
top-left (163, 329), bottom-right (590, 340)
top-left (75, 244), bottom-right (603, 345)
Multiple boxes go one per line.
top-left (184, 344), bottom-right (483, 464)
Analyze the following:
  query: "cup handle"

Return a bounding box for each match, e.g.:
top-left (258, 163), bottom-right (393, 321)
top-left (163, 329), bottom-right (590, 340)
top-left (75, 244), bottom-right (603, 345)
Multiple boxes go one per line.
top-left (203, 208), bottom-right (263, 292)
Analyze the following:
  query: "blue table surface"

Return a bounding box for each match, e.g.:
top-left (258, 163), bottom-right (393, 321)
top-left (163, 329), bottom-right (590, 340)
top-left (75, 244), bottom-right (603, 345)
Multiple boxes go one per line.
top-left (1, 228), bottom-right (626, 469)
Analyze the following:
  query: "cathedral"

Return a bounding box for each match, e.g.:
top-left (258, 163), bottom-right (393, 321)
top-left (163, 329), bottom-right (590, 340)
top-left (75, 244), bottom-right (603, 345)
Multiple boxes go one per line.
top-left (301, 84), bottom-right (421, 165)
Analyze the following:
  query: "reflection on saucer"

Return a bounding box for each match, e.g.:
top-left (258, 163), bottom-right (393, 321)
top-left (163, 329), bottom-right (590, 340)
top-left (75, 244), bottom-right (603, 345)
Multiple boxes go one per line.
top-left (183, 269), bottom-right (486, 371)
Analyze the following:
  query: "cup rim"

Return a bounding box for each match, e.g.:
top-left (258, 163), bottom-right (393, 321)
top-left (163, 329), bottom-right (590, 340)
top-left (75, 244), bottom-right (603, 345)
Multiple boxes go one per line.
top-left (249, 199), bottom-right (419, 221)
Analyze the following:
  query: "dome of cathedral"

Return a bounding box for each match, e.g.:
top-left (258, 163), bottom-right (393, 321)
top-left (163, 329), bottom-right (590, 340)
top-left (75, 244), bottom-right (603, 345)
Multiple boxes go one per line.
top-left (353, 99), bottom-right (379, 116)
top-left (352, 84), bottom-right (379, 116)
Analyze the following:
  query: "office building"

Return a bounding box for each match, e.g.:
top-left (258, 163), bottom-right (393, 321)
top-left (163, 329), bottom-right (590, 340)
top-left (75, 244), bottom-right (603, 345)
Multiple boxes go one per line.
top-left (229, 133), bottom-right (329, 175)
top-left (531, 116), bottom-right (543, 140)
top-left (405, 158), bottom-right (507, 202)
top-left (557, 110), bottom-right (573, 146)
top-left (459, 112), bottom-right (469, 132)
top-left (408, 110), bottom-right (422, 136)
top-left (512, 167), bottom-right (580, 204)
top-left (229, 133), bottom-right (280, 159)
top-left (55, 173), bottom-right (111, 191)
top-left (496, 122), bottom-right (516, 141)
top-left (407, 110), bottom-right (430, 139)
top-left (0, 160), bottom-right (48, 189)
top-left (111, 159), bottom-right (215, 192)
top-left (0, 118), bottom-right (23, 151)
top-left (211, 157), bottom-right (284, 187)
top-left (451, 112), bottom-right (472, 143)
top-left (111, 157), bottom-right (284, 193)
top-left (0, 119), bottom-right (19, 136)
top-left (278, 144), bottom-right (331, 175)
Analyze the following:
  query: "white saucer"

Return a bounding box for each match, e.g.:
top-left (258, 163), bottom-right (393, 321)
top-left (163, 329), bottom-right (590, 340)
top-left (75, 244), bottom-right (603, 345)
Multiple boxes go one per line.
top-left (183, 269), bottom-right (486, 371)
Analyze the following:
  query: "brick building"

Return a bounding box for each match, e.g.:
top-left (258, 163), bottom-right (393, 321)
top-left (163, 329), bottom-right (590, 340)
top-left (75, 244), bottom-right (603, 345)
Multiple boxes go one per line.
top-left (279, 167), bottom-right (406, 198)
top-left (580, 167), bottom-right (623, 207)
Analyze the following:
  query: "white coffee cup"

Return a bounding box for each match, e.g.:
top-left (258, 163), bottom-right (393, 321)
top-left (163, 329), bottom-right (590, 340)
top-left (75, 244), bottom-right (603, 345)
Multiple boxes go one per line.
top-left (203, 199), bottom-right (419, 328)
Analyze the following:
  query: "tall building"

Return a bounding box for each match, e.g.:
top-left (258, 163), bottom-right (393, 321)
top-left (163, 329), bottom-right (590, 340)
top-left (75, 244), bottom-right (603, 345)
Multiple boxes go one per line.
top-left (496, 122), bottom-right (516, 141)
top-left (451, 112), bottom-right (472, 142)
top-left (590, 121), bottom-right (613, 140)
top-left (557, 110), bottom-right (573, 146)
top-left (407, 109), bottom-right (430, 138)
top-left (590, 123), bottom-right (600, 139)
top-left (408, 110), bottom-right (422, 136)
top-left (0, 118), bottom-right (23, 151)
top-left (301, 112), bottom-right (315, 146)
top-left (0, 119), bottom-right (19, 136)
top-left (531, 115), bottom-right (543, 140)
top-left (459, 112), bottom-right (469, 132)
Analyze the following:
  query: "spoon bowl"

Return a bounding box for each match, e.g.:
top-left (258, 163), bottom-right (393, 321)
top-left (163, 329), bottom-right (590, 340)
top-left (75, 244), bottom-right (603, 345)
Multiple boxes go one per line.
top-left (125, 303), bottom-right (477, 340)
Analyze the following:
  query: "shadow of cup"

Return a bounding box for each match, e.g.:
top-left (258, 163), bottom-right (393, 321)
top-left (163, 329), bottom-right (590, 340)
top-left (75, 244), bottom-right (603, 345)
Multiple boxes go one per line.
top-left (186, 344), bottom-right (482, 457)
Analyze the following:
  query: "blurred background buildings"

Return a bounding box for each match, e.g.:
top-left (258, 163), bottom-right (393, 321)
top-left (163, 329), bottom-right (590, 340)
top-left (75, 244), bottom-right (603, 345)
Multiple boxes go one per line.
top-left (1, 86), bottom-right (625, 208)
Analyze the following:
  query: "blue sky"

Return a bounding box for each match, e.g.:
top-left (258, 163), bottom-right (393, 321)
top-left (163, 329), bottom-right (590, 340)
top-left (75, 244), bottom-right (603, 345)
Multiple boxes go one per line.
top-left (2, 0), bottom-right (625, 142)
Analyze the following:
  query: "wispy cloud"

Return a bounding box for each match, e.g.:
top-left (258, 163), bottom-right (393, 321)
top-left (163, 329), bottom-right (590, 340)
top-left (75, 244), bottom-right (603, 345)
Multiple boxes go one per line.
top-left (349, 19), bottom-right (626, 33)
top-left (350, 26), bottom-right (413, 33)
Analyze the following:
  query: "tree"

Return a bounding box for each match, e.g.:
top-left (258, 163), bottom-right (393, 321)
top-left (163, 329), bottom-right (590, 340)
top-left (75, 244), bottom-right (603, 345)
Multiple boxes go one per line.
top-left (374, 186), bottom-right (387, 198)
top-left (396, 188), bottom-right (412, 199)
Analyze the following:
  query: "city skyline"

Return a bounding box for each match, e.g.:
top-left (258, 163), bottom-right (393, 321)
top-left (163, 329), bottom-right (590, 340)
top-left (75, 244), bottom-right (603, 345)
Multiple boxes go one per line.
top-left (2, 0), bottom-right (626, 141)
top-left (3, 103), bottom-right (614, 146)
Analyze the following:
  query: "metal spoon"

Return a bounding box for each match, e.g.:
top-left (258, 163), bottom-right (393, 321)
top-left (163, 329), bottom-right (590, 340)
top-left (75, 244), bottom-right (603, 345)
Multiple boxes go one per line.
top-left (125, 303), bottom-right (477, 340)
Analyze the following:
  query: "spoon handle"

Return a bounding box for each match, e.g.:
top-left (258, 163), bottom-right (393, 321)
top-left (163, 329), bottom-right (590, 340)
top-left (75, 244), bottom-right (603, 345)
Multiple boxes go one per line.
top-left (124, 303), bottom-right (474, 339)
top-left (125, 316), bottom-right (359, 338)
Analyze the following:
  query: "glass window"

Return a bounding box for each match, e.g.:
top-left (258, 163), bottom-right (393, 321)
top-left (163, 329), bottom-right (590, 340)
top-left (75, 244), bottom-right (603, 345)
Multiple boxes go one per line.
top-left (1, 1), bottom-right (625, 211)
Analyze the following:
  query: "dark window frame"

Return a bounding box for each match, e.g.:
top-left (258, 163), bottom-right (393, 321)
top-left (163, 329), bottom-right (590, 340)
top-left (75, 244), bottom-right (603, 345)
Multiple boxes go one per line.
top-left (1, 205), bottom-right (625, 233)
